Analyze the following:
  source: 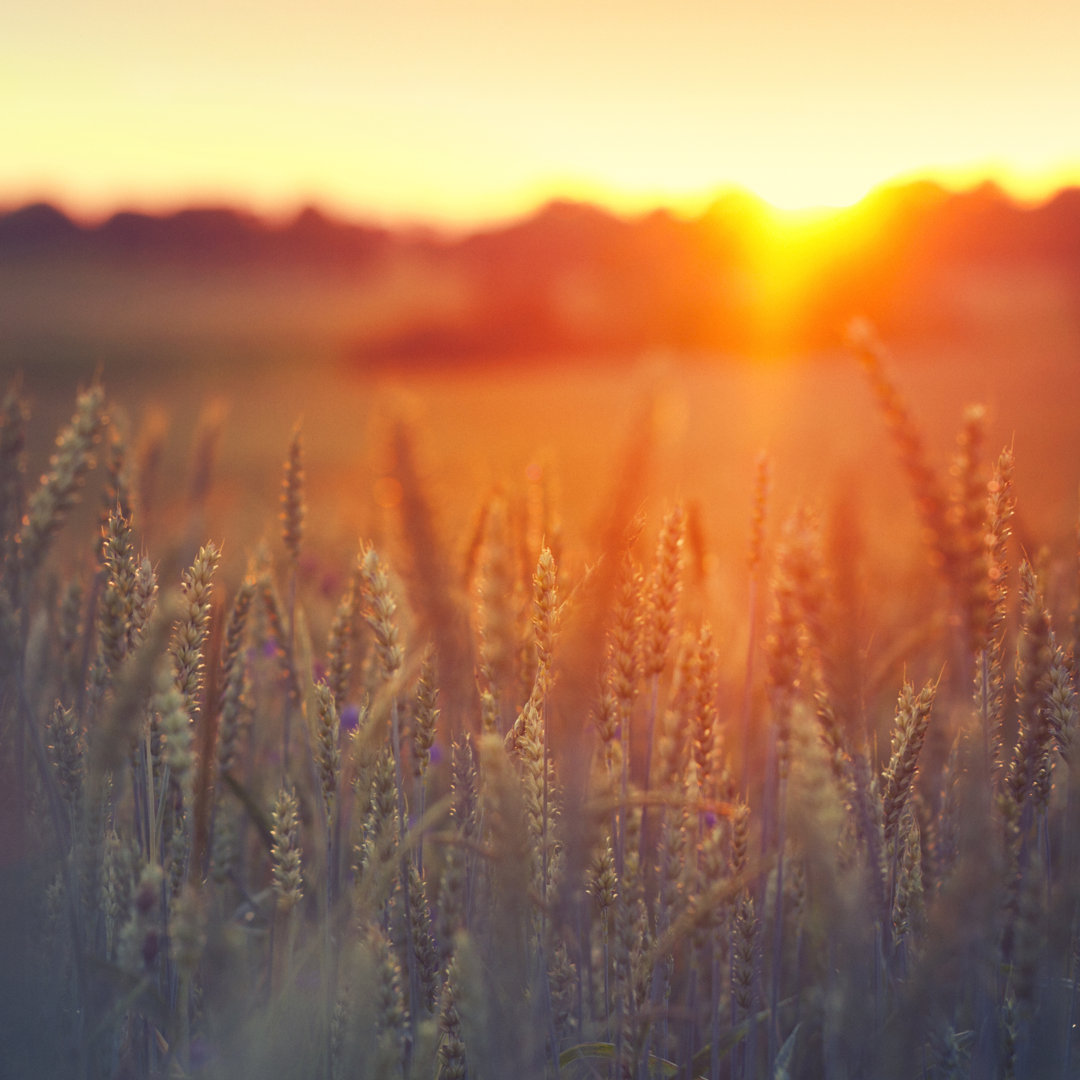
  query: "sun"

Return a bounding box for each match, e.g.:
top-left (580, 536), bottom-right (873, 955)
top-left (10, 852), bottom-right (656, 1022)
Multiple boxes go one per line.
top-left (731, 160), bottom-right (885, 214)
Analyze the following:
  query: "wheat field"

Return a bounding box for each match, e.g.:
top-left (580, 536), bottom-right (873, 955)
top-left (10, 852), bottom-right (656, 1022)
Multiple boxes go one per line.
top-left (2, 330), bottom-right (1079, 1079)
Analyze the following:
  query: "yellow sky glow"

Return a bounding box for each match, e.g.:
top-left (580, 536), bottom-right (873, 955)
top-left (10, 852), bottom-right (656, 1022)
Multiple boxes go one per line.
top-left (4, 1), bottom-right (1080, 227)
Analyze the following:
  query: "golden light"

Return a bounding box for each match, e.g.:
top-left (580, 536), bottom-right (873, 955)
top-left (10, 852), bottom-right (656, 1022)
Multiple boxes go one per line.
top-left (698, 187), bottom-right (901, 358)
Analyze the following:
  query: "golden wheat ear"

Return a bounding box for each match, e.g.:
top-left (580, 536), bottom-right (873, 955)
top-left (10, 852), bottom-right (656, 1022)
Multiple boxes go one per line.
top-left (19, 382), bottom-right (106, 580)
top-left (280, 420), bottom-right (304, 568)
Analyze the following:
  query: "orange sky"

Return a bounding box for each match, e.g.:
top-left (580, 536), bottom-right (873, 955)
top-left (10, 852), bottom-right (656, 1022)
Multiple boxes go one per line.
top-left (4, 1), bottom-right (1080, 226)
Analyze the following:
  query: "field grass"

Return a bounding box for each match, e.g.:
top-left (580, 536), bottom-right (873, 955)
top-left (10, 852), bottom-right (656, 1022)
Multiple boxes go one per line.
top-left (2, 310), bottom-right (1080, 1079)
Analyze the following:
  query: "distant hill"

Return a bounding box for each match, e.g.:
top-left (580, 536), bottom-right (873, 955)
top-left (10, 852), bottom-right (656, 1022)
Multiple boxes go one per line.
top-left (2, 183), bottom-right (1079, 360)
top-left (0, 202), bottom-right (395, 268)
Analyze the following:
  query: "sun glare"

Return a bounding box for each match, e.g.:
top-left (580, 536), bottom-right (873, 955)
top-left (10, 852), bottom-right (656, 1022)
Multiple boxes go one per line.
top-left (737, 174), bottom-right (877, 215)
top-left (694, 183), bottom-right (897, 358)
top-left (545, 166), bottom-right (882, 226)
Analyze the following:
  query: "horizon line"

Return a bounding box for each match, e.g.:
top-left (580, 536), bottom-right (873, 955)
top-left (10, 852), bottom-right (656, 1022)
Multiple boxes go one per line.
top-left (3, 169), bottom-right (1079, 236)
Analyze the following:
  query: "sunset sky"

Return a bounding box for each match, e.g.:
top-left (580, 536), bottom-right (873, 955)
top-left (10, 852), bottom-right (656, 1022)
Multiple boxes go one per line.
top-left (4, 0), bottom-right (1080, 227)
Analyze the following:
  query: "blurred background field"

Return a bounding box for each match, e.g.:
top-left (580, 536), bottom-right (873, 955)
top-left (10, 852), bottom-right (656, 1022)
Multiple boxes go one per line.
top-left (3, 187), bottom-right (1079, 597)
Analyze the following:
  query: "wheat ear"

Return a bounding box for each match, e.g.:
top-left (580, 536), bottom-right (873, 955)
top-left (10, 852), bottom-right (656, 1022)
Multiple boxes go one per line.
top-left (19, 382), bottom-right (106, 581)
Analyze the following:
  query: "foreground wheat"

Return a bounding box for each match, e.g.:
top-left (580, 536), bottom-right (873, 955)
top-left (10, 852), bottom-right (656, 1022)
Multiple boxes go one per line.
top-left (1, 366), bottom-right (1078, 1080)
